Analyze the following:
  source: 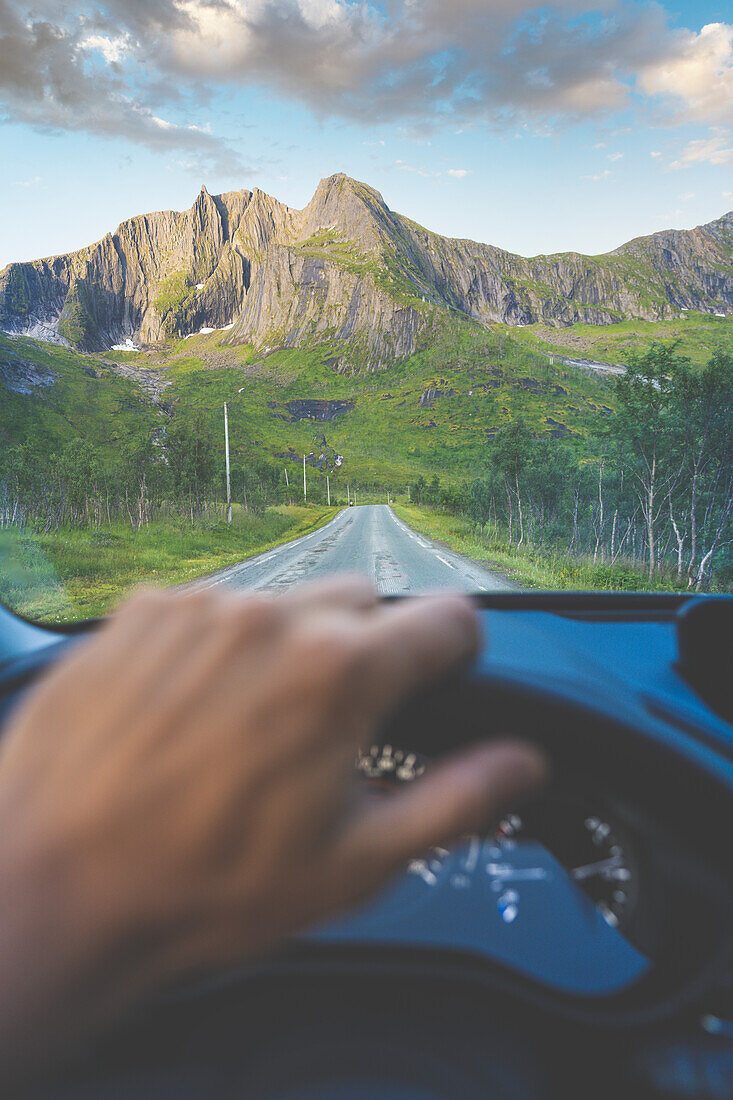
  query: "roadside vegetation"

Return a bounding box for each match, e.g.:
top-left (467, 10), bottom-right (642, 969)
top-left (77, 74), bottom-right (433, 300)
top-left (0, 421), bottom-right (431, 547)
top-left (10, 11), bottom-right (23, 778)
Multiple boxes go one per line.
top-left (393, 505), bottom-right (690, 592)
top-left (399, 345), bottom-right (733, 592)
top-left (0, 506), bottom-right (336, 623)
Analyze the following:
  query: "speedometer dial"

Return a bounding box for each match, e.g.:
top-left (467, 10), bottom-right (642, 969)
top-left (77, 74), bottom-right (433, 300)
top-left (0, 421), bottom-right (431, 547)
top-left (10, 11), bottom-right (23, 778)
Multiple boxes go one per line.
top-left (354, 749), bottom-right (640, 934)
top-left (497, 807), bottom-right (637, 930)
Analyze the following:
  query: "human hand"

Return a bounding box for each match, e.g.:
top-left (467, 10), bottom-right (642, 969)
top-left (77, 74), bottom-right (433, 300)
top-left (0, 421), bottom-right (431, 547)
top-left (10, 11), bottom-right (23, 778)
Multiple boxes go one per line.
top-left (0, 577), bottom-right (547, 1077)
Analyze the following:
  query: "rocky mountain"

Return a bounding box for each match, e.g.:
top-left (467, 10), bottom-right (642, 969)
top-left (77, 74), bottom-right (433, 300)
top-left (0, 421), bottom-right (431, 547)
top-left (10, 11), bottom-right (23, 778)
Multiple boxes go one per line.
top-left (1, 174), bottom-right (731, 369)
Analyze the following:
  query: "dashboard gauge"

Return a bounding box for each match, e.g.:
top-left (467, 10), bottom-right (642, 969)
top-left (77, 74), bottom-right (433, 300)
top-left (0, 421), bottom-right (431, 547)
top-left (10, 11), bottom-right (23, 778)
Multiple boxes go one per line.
top-left (407, 847), bottom-right (450, 886)
top-left (496, 807), bottom-right (637, 931)
top-left (357, 744), bottom-right (427, 787)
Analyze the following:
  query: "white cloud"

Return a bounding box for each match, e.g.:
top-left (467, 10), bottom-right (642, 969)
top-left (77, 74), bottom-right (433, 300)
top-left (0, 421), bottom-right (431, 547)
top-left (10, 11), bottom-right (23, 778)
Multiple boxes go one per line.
top-left (0, 0), bottom-right (247, 173)
top-left (393, 159), bottom-right (435, 178)
top-left (638, 22), bottom-right (733, 126)
top-left (153, 5), bottom-right (733, 132)
top-left (14, 176), bottom-right (43, 187)
top-left (447, 168), bottom-right (470, 178)
top-left (650, 150), bottom-right (662, 158)
top-left (582, 169), bottom-right (611, 181)
top-left (80, 34), bottom-right (130, 64)
top-left (607, 151), bottom-right (623, 161)
top-left (670, 130), bottom-right (733, 169)
top-left (679, 191), bottom-right (695, 200)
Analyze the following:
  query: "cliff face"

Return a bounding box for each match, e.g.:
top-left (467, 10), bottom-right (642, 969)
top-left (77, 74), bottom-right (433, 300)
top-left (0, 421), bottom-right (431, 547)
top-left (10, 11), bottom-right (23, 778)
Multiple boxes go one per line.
top-left (0, 186), bottom-right (289, 351)
top-left (1, 173), bottom-right (731, 367)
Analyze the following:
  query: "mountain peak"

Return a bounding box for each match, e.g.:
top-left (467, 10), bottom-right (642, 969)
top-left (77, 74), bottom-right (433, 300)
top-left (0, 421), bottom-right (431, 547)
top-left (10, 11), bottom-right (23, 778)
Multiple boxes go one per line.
top-left (303, 173), bottom-right (391, 247)
top-left (1, 174), bottom-right (731, 358)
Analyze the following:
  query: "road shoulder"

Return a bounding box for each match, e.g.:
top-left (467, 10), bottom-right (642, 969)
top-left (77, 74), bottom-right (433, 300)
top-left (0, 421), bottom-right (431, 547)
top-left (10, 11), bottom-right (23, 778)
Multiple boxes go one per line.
top-left (391, 505), bottom-right (520, 589)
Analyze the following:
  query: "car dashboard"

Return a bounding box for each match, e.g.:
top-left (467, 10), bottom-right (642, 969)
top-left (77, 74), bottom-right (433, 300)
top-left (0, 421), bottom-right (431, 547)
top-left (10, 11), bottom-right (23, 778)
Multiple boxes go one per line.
top-left (0, 591), bottom-right (732, 1099)
top-left (310, 761), bottom-right (652, 997)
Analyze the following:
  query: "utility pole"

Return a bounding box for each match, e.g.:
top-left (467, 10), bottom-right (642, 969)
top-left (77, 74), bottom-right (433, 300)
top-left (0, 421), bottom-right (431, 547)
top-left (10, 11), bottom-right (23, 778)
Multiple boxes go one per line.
top-left (284, 467), bottom-right (289, 488)
top-left (224, 402), bottom-right (232, 524)
top-left (347, 483), bottom-right (350, 505)
top-left (327, 475), bottom-right (330, 506)
top-left (303, 455), bottom-right (307, 501)
top-left (408, 483), bottom-right (411, 502)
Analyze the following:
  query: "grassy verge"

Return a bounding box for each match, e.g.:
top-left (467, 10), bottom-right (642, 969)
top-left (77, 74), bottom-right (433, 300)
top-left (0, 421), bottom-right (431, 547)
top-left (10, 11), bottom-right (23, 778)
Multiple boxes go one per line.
top-left (0, 504), bottom-right (337, 624)
top-left (392, 504), bottom-right (693, 591)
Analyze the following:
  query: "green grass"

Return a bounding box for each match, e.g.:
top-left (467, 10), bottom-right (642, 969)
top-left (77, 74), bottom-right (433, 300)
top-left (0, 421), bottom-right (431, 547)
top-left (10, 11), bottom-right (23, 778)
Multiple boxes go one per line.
top-left (0, 330), bottom-right (161, 456)
top-left (392, 504), bottom-right (700, 592)
top-left (0, 505), bottom-right (337, 624)
top-left (497, 314), bottom-right (733, 370)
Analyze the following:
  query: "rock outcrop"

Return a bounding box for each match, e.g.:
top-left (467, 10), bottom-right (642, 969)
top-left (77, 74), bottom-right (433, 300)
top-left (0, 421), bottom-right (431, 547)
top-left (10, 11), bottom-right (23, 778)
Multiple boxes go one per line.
top-left (1, 173), bottom-right (731, 368)
top-left (0, 353), bottom-right (57, 395)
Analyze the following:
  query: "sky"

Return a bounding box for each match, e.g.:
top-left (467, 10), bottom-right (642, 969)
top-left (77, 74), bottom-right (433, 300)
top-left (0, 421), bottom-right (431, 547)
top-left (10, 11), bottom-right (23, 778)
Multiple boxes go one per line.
top-left (2, 0), bottom-right (732, 269)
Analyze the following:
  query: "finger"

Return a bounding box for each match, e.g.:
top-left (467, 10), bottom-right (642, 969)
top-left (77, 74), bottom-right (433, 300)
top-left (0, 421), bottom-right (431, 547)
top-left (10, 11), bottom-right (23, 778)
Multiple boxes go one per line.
top-left (350, 594), bottom-right (481, 720)
top-left (331, 741), bottom-right (549, 899)
top-left (277, 574), bottom-right (378, 617)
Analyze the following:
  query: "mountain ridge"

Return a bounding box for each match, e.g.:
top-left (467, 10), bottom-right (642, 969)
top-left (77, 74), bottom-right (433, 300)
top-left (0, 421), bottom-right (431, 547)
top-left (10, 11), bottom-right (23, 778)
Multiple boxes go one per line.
top-left (1, 173), bottom-right (731, 369)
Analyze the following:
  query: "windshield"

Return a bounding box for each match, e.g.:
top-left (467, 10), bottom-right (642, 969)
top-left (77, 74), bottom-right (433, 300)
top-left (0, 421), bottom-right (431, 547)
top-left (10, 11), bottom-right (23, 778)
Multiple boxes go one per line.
top-left (1, 7), bottom-right (732, 623)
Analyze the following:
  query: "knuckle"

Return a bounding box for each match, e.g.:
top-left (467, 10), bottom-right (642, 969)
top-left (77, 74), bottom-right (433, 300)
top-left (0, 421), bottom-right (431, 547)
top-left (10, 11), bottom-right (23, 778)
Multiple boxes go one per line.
top-left (118, 587), bottom-right (169, 618)
top-left (310, 626), bottom-right (362, 683)
top-left (287, 622), bottom-right (364, 704)
top-left (176, 586), bottom-right (218, 618)
top-left (220, 592), bottom-right (281, 642)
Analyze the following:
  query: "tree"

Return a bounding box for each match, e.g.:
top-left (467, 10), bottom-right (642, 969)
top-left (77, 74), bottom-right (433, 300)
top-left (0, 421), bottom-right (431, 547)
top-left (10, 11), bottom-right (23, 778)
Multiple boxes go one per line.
top-left (613, 344), bottom-right (683, 578)
top-left (671, 351), bottom-right (733, 587)
top-left (166, 414), bottom-right (216, 520)
top-left (490, 418), bottom-right (535, 546)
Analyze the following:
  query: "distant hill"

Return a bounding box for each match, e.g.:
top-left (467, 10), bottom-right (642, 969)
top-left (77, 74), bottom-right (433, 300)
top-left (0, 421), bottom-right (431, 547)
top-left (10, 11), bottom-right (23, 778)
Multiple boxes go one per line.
top-left (1, 174), bottom-right (731, 370)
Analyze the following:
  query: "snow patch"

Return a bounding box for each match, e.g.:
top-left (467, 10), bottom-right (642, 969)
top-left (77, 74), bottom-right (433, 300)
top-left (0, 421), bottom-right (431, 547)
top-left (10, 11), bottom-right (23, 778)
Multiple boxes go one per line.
top-left (111, 338), bottom-right (139, 351)
top-left (196, 283), bottom-right (205, 290)
top-left (199, 327), bottom-right (215, 334)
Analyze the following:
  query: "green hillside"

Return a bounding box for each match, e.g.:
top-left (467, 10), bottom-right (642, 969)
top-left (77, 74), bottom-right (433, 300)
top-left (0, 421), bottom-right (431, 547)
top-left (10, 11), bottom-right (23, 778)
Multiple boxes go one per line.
top-left (5, 309), bottom-right (731, 494)
top-left (498, 313), bottom-right (733, 370)
top-left (103, 319), bottom-right (614, 491)
top-left (4, 311), bottom-right (728, 492)
top-left (0, 331), bottom-right (160, 456)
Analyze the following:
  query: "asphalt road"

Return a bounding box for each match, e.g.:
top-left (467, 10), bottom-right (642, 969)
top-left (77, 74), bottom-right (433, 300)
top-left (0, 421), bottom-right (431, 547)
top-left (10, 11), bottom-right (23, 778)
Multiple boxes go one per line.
top-left (204, 505), bottom-right (514, 595)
